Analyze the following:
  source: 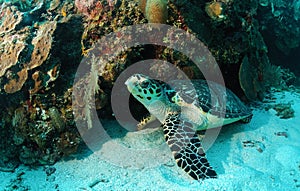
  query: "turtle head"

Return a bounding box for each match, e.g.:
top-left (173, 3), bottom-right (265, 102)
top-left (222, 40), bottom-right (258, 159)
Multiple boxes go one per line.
top-left (125, 74), bottom-right (165, 106)
top-left (126, 74), bottom-right (184, 122)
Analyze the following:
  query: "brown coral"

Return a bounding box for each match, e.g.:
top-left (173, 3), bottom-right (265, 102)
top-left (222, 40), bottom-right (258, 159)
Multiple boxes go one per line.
top-left (28, 21), bottom-right (57, 70)
top-left (0, 6), bottom-right (27, 78)
top-left (0, 34), bottom-right (27, 78)
top-left (2, 20), bottom-right (57, 94)
top-left (0, 6), bottom-right (23, 35)
top-left (29, 71), bottom-right (43, 94)
top-left (4, 68), bottom-right (28, 94)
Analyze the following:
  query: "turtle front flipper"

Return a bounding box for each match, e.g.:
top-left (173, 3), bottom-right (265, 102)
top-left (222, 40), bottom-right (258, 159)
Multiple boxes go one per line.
top-left (137, 114), bottom-right (157, 130)
top-left (162, 113), bottom-right (217, 180)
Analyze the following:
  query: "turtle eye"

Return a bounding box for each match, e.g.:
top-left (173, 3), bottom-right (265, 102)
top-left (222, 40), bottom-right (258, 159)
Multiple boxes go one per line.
top-left (141, 81), bottom-right (150, 88)
top-left (166, 90), bottom-right (176, 103)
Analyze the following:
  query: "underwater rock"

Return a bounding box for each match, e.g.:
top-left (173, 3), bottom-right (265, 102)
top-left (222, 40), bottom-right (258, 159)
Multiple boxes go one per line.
top-left (75, 0), bottom-right (97, 15)
top-left (0, 160), bottom-right (18, 172)
top-left (0, 112), bottom-right (19, 172)
top-left (5, 171), bottom-right (29, 190)
top-left (0, 109), bottom-right (19, 172)
top-left (274, 131), bottom-right (288, 138)
top-left (80, 0), bottom-right (146, 50)
top-left (294, 0), bottom-right (300, 21)
top-left (272, 103), bottom-right (295, 119)
top-left (79, 0), bottom-right (291, 105)
top-left (45, 166), bottom-right (56, 176)
top-left (19, 146), bottom-right (39, 165)
top-left (264, 100), bottom-right (295, 119)
top-left (259, 0), bottom-right (269, 7)
top-left (238, 26), bottom-right (285, 100)
top-left (280, 68), bottom-right (296, 87)
top-left (77, 0), bottom-right (149, 124)
top-left (242, 140), bottom-right (265, 153)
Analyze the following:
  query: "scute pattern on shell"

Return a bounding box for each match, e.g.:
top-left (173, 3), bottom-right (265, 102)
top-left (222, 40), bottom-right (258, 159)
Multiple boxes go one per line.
top-left (168, 79), bottom-right (252, 119)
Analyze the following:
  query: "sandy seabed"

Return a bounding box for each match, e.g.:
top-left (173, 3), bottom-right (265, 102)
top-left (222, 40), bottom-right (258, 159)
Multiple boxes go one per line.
top-left (1, 89), bottom-right (300, 191)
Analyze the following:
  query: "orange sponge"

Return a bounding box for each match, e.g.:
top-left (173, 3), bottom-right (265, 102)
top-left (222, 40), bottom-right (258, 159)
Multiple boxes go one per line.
top-left (205, 1), bottom-right (225, 20)
top-left (142, 0), bottom-right (168, 24)
top-left (139, 0), bottom-right (147, 14)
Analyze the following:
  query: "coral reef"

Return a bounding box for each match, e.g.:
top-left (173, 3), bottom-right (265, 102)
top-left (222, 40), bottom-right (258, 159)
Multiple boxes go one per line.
top-left (75, 0), bottom-right (114, 19)
top-left (75, 0), bottom-right (99, 17)
top-left (0, 0), bottom-right (83, 168)
top-left (78, 0), bottom-right (293, 102)
top-left (0, 107), bottom-right (19, 172)
top-left (11, 93), bottom-right (81, 165)
top-left (0, 0), bottom-right (41, 12)
top-left (169, 0), bottom-right (291, 99)
top-left (257, 0), bottom-right (300, 74)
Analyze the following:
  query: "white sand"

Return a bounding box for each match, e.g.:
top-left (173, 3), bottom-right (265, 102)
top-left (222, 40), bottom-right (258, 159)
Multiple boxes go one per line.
top-left (1, 89), bottom-right (300, 191)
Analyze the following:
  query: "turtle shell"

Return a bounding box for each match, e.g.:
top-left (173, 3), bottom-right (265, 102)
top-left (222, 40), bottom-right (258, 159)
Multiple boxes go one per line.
top-left (167, 79), bottom-right (252, 119)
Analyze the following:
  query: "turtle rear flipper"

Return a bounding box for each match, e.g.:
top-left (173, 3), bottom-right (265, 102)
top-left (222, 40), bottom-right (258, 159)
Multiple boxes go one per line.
top-left (162, 113), bottom-right (217, 180)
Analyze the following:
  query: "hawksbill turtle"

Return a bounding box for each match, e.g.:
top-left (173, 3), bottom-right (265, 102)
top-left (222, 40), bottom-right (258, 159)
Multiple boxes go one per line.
top-left (125, 74), bottom-right (252, 180)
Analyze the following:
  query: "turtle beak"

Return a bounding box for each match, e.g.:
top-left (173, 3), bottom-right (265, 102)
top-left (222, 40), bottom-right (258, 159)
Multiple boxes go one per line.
top-left (125, 76), bottom-right (137, 93)
top-left (125, 74), bottom-right (148, 92)
top-left (124, 77), bottom-right (131, 86)
top-left (125, 74), bottom-right (143, 86)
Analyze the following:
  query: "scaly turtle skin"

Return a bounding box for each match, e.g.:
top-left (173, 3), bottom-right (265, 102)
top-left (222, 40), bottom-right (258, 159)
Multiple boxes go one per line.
top-left (125, 74), bottom-right (252, 180)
